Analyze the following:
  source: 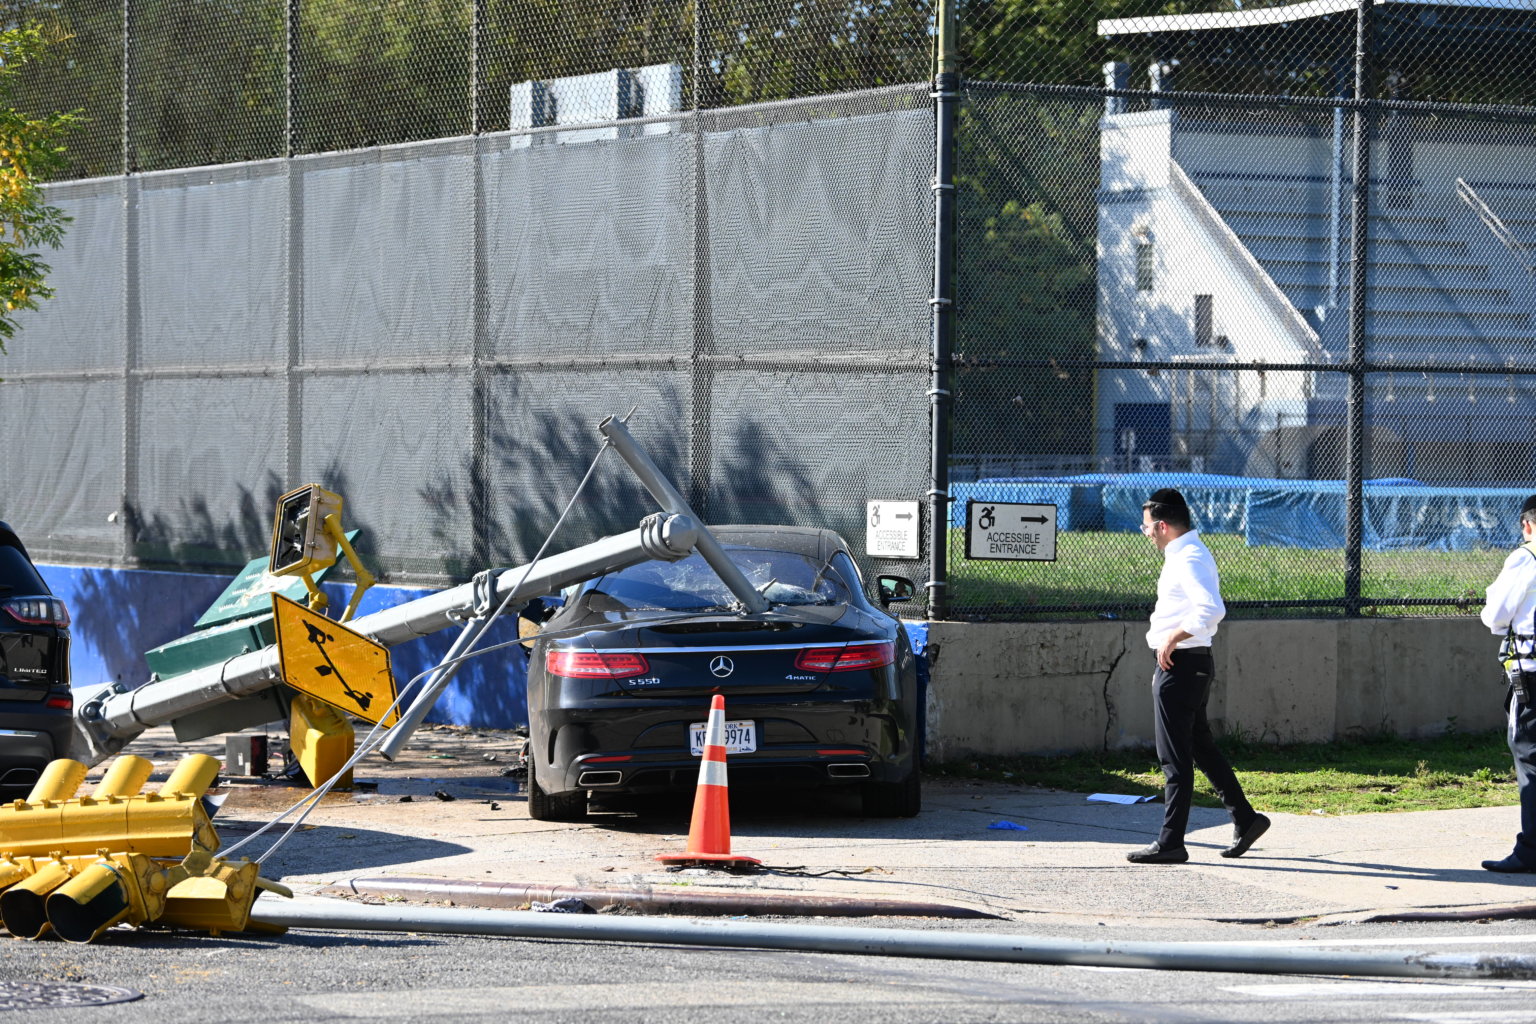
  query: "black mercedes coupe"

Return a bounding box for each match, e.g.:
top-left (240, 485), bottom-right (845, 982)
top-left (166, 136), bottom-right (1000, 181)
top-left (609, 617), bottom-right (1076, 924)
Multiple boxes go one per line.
top-left (522, 525), bottom-right (921, 821)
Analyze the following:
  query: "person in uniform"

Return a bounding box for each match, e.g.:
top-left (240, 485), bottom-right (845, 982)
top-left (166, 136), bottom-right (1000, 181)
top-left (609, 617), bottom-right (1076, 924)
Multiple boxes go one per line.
top-left (1128, 488), bottom-right (1271, 864)
top-left (1478, 494), bottom-right (1536, 874)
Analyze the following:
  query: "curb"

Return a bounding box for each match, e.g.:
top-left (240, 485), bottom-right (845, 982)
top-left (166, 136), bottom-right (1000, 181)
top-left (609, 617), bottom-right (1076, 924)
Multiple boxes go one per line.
top-left (318, 876), bottom-right (1001, 919)
top-left (1340, 902), bottom-right (1536, 925)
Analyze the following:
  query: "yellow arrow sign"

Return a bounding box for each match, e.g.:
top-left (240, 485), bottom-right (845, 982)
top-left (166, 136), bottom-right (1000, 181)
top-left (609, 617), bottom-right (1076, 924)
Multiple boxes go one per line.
top-left (272, 594), bottom-right (399, 727)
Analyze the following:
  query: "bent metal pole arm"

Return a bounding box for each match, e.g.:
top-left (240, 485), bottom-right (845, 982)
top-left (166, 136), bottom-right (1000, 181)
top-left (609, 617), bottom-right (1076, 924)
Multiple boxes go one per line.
top-left (598, 415), bottom-right (769, 615)
top-left (73, 513), bottom-right (701, 765)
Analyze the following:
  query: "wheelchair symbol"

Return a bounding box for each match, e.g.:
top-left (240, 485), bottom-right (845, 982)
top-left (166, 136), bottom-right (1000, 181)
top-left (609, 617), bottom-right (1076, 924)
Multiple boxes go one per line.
top-left (978, 506), bottom-right (996, 530)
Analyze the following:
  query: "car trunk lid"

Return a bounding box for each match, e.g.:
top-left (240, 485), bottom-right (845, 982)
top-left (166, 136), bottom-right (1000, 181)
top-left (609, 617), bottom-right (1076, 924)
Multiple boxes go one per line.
top-left (572, 610), bottom-right (880, 697)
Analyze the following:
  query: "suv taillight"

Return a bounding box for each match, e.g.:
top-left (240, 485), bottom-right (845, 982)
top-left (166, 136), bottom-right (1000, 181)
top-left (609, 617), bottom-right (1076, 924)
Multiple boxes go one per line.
top-left (2, 596), bottom-right (70, 628)
top-left (46, 694), bottom-right (72, 711)
top-left (794, 642), bottom-right (895, 672)
top-left (546, 650), bottom-right (650, 678)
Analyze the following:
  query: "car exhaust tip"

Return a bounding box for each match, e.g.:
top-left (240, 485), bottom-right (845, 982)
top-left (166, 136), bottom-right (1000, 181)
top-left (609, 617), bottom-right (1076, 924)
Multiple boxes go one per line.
top-left (827, 763), bottom-right (871, 779)
top-left (578, 770), bottom-right (624, 787)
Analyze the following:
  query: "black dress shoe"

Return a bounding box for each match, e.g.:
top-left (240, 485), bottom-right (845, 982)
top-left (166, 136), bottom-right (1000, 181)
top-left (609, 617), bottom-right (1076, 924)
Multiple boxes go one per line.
top-left (1221, 814), bottom-right (1271, 859)
top-left (1126, 842), bottom-right (1189, 864)
top-left (1482, 854), bottom-right (1536, 873)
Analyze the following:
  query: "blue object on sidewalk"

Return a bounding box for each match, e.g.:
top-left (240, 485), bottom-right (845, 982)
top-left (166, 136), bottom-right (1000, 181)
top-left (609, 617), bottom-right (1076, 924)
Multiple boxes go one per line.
top-left (987, 820), bottom-right (1029, 831)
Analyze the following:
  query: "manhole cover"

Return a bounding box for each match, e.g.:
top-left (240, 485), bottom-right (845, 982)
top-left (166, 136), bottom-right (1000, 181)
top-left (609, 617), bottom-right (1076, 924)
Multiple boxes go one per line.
top-left (0, 981), bottom-right (144, 1011)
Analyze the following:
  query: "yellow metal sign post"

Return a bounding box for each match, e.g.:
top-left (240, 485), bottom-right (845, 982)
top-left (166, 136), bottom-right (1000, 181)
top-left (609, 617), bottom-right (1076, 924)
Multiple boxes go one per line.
top-left (273, 593), bottom-right (399, 729)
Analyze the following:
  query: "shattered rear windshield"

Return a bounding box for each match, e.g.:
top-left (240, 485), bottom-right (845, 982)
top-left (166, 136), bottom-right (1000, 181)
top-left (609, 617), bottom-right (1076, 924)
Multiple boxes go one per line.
top-left (575, 546), bottom-right (851, 612)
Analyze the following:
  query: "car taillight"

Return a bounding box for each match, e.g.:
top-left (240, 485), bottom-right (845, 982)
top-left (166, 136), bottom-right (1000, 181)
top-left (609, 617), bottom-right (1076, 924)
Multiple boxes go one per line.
top-left (545, 650), bottom-right (650, 678)
top-left (794, 642), bottom-right (895, 673)
top-left (46, 694), bottom-right (72, 711)
top-left (2, 596), bottom-right (70, 628)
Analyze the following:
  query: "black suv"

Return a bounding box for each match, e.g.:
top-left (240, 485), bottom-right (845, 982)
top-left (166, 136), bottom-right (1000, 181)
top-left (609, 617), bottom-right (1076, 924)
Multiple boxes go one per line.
top-left (0, 521), bottom-right (72, 795)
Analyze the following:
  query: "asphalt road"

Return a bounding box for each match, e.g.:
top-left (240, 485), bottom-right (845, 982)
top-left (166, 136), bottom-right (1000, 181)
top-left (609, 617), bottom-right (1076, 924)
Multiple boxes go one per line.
top-left (8, 917), bottom-right (1536, 1023)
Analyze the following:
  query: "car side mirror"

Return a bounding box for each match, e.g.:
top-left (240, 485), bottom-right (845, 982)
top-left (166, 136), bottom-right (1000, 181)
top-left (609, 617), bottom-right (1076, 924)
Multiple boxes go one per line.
top-left (876, 575), bottom-right (916, 608)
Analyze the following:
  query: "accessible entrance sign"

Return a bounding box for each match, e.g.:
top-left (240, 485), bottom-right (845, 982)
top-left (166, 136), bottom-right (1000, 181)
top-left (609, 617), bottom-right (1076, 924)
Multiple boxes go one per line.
top-left (866, 500), bottom-right (920, 559)
top-left (965, 501), bottom-right (1057, 561)
top-left (272, 593), bottom-right (400, 727)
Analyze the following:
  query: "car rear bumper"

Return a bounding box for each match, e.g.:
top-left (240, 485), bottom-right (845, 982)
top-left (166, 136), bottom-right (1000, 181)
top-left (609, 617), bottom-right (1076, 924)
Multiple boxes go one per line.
top-left (535, 700), bottom-right (914, 797)
top-left (0, 727), bottom-right (59, 793)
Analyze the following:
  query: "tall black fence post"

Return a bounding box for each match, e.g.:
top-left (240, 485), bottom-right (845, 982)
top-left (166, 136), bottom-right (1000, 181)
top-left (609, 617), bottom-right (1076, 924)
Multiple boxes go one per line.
top-left (121, 0), bottom-right (141, 563)
top-left (470, 0), bottom-right (490, 571)
top-left (284, 0), bottom-right (304, 490)
top-left (687, 0), bottom-right (716, 519)
top-left (1344, 0), bottom-right (1375, 614)
top-left (928, 0), bottom-right (959, 621)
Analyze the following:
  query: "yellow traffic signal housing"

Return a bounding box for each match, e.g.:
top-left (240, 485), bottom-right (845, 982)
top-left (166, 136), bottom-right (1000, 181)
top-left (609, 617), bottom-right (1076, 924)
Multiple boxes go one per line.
top-left (161, 850), bottom-right (291, 937)
top-left (270, 484), bottom-right (344, 578)
top-left (0, 754), bottom-right (290, 942)
top-left (0, 754), bottom-right (221, 861)
top-left (268, 484), bottom-right (375, 622)
top-left (44, 852), bottom-right (161, 943)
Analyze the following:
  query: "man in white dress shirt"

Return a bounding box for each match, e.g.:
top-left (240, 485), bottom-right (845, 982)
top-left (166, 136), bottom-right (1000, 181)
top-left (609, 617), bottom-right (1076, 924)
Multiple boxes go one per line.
top-left (1477, 493), bottom-right (1536, 873)
top-left (1128, 488), bottom-right (1270, 864)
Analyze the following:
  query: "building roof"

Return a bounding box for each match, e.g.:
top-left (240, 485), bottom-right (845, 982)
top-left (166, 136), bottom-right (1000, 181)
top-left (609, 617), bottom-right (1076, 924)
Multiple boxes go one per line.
top-left (1100, 0), bottom-right (1536, 38)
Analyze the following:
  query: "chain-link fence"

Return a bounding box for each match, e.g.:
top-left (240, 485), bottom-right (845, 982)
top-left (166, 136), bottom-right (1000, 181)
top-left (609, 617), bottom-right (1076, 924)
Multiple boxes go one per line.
top-left (4, 0), bottom-right (1536, 622)
top-left (948, 0), bottom-right (1536, 620)
top-left (0, 0), bottom-right (935, 594)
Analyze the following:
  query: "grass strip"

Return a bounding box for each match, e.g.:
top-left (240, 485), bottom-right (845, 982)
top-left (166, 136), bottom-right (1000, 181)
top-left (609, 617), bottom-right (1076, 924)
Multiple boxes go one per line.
top-left (948, 531), bottom-right (1502, 617)
top-left (929, 728), bottom-right (1520, 815)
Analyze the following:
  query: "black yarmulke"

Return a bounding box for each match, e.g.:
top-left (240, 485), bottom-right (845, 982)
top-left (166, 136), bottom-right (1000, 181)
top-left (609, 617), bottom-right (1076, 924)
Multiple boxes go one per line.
top-left (1149, 487), bottom-right (1188, 508)
top-left (1522, 494), bottom-right (1536, 517)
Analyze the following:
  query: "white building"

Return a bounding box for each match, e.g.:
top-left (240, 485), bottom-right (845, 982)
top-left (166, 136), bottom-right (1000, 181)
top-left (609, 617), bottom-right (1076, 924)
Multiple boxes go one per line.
top-left (1095, 0), bottom-right (1536, 483)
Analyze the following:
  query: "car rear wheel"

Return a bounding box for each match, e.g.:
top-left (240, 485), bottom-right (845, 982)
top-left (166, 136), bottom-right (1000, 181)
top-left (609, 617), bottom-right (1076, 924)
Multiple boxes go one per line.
top-left (861, 768), bottom-right (921, 818)
top-left (526, 766), bottom-right (588, 822)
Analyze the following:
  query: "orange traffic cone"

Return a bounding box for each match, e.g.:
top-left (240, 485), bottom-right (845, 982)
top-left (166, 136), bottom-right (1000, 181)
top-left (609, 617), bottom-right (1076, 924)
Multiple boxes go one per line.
top-left (656, 694), bottom-right (761, 870)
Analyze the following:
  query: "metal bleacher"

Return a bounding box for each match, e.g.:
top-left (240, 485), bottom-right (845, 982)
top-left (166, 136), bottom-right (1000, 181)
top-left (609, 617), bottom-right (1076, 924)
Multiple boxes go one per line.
top-left (1185, 171), bottom-right (1536, 364)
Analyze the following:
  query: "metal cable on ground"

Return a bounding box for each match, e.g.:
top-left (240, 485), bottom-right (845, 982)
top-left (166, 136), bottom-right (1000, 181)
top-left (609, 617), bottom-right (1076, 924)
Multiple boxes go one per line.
top-left (223, 435), bottom-right (616, 864)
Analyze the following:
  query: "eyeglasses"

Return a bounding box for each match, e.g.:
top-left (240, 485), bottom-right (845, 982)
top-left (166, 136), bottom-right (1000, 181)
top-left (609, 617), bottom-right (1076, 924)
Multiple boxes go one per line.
top-left (1140, 520), bottom-right (1163, 536)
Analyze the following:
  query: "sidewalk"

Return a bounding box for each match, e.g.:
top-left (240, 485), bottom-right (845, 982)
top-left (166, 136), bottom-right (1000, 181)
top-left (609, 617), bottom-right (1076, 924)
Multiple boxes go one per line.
top-left (122, 724), bottom-right (1536, 925)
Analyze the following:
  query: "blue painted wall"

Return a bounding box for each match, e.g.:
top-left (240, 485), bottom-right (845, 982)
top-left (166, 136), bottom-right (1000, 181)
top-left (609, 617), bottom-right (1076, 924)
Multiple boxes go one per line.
top-left (39, 564), bottom-right (530, 729)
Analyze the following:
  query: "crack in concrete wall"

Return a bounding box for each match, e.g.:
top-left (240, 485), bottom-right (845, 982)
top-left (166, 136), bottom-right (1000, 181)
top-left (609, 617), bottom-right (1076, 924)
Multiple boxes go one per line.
top-left (1101, 625), bottom-right (1130, 753)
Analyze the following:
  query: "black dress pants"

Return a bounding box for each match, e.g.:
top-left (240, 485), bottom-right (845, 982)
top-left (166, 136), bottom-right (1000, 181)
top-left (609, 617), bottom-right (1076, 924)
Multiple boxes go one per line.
top-left (1507, 687), bottom-right (1536, 867)
top-left (1154, 647), bottom-right (1256, 848)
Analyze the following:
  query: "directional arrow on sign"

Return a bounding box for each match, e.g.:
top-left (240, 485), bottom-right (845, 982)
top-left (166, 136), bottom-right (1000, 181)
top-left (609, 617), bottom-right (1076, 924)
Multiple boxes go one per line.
top-left (1020, 516), bottom-right (1048, 525)
top-left (273, 593), bottom-right (399, 727)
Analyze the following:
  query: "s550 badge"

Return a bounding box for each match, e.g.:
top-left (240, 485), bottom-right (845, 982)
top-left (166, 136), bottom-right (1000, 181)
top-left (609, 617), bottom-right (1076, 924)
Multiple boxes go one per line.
top-left (629, 677), bottom-right (662, 687)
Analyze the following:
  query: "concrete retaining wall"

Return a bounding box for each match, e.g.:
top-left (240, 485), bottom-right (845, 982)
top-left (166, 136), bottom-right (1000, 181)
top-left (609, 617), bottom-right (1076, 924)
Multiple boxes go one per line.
top-left (924, 618), bottom-right (1503, 759)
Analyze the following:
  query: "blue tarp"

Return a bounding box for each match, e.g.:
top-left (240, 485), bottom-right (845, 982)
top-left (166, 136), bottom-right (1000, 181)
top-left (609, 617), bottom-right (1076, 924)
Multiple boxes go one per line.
top-left (1245, 482), bottom-right (1529, 551)
top-left (1099, 473), bottom-right (1265, 535)
top-left (956, 473), bottom-right (1533, 551)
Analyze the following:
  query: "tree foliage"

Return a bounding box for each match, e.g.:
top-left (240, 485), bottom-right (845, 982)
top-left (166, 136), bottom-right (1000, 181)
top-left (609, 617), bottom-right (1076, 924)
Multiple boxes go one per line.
top-left (0, 25), bottom-right (76, 354)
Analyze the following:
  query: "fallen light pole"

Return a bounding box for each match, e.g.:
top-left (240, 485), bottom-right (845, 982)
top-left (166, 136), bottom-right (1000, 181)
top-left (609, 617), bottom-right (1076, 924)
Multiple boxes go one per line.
top-left (70, 414), bottom-right (763, 768)
top-left (249, 898), bottom-right (1536, 981)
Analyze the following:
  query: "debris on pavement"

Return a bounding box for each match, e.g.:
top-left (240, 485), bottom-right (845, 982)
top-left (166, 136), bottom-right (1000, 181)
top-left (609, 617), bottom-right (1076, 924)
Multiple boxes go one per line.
top-left (532, 898), bottom-right (596, 914)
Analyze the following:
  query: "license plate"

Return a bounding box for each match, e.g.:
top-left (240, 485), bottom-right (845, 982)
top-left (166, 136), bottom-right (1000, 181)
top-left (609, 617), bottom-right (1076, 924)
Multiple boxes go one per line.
top-left (689, 719), bottom-right (756, 756)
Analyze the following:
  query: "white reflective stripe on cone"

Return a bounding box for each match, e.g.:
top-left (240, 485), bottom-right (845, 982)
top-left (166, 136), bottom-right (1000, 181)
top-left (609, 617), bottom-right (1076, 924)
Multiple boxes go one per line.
top-left (697, 759), bottom-right (728, 788)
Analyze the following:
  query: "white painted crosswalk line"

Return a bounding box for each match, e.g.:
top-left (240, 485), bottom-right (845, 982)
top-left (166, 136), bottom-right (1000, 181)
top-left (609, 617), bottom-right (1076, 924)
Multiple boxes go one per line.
top-left (1224, 981), bottom-right (1536, 998)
